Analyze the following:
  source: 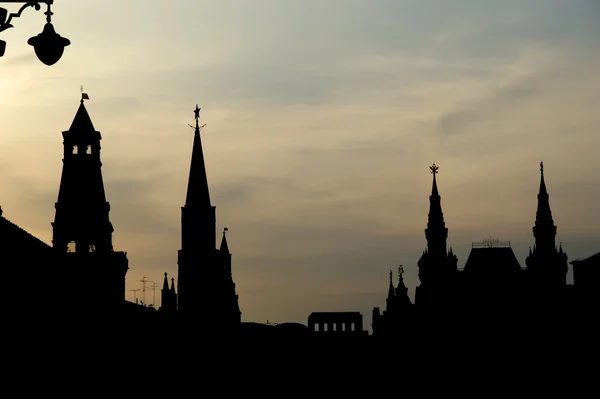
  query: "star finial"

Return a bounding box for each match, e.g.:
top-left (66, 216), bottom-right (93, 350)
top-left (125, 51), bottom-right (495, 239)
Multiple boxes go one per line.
top-left (194, 104), bottom-right (201, 121)
top-left (430, 163), bottom-right (439, 175)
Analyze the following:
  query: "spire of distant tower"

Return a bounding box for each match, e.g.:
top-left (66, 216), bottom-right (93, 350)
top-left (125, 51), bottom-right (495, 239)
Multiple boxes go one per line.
top-left (170, 277), bottom-right (176, 293)
top-left (162, 272), bottom-right (169, 291)
top-left (220, 227), bottom-right (230, 254)
top-left (425, 163), bottom-right (448, 258)
top-left (387, 269), bottom-right (395, 299)
top-left (185, 105), bottom-right (211, 208)
top-left (533, 161), bottom-right (557, 254)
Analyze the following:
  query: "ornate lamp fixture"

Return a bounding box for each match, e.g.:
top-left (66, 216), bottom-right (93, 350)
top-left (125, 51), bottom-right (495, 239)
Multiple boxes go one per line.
top-left (0, 1), bottom-right (70, 65)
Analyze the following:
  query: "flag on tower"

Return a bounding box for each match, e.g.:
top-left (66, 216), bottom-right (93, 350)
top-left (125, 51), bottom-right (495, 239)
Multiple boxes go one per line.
top-left (82, 92), bottom-right (90, 100)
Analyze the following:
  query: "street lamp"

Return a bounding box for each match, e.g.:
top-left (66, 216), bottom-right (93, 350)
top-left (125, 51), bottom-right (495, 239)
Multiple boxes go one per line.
top-left (0, 1), bottom-right (70, 65)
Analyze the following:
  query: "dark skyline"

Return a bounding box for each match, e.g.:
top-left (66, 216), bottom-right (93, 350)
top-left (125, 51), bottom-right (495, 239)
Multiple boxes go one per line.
top-left (0, 0), bottom-right (598, 326)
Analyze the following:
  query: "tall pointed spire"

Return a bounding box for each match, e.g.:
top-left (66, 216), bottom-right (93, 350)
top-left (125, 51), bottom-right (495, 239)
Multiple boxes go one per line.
top-left (170, 277), bottom-right (176, 293)
top-left (178, 104), bottom-right (219, 318)
top-left (387, 270), bottom-right (395, 299)
top-left (533, 161), bottom-right (557, 254)
top-left (425, 163), bottom-right (448, 257)
top-left (185, 105), bottom-right (211, 208)
top-left (220, 227), bottom-right (230, 254)
top-left (162, 272), bottom-right (169, 291)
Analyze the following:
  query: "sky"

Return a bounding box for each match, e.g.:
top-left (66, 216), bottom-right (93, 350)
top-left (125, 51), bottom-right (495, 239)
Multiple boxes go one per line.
top-left (1, 0), bottom-right (599, 327)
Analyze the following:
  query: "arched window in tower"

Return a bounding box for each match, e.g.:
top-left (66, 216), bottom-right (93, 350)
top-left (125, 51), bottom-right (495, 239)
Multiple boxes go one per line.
top-left (89, 244), bottom-right (96, 253)
top-left (67, 241), bottom-right (76, 253)
top-left (86, 145), bottom-right (91, 154)
top-left (72, 145), bottom-right (78, 154)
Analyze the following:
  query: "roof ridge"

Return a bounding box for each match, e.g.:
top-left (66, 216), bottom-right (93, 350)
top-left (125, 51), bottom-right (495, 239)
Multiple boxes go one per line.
top-left (0, 215), bottom-right (51, 248)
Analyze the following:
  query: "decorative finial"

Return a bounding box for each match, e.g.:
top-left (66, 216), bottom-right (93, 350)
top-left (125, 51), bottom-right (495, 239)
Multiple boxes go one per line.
top-left (189, 105), bottom-right (207, 133)
top-left (540, 161), bottom-right (544, 174)
top-left (80, 85), bottom-right (89, 103)
top-left (389, 270), bottom-right (393, 282)
top-left (430, 163), bottom-right (439, 176)
top-left (164, 272), bottom-right (167, 276)
top-left (398, 265), bottom-right (404, 281)
top-left (194, 104), bottom-right (201, 126)
top-left (223, 227), bottom-right (228, 235)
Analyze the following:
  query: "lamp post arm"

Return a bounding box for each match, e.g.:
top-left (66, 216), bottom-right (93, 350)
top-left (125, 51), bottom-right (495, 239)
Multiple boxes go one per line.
top-left (0, 2), bottom-right (50, 34)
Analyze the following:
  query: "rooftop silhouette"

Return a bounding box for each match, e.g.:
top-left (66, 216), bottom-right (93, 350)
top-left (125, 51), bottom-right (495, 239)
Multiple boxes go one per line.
top-left (0, 97), bottom-right (597, 341)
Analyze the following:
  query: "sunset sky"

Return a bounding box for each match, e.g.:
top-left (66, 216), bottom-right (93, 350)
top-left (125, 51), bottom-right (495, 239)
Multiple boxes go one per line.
top-left (1, 0), bottom-right (599, 327)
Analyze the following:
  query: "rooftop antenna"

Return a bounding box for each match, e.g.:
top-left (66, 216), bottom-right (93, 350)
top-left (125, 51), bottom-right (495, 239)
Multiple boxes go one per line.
top-left (149, 282), bottom-right (159, 307)
top-left (129, 288), bottom-right (140, 303)
top-left (140, 277), bottom-right (149, 305)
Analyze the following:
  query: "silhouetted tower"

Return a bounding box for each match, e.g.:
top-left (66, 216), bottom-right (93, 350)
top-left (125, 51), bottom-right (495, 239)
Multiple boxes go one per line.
top-left (161, 272), bottom-right (177, 314)
top-left (171, 277), bottom-right (177, 301)
top-left (52, 96), bottom-right (113, 253)
top-left (385, 270), bottom-right (396, 314)
top-left (221, 227), bottom-right (241, 324)
top-left (525, 162), bottom-right (568, 287)
top-left (394, 265), bottom-right (412, 308)
top-left (51, 95), bottom-right (128, 310)
top-left (415, 164), bottom-right (458, 307)
top-left (385, 266), bottom-right (412, 314)
top-left (373, 266), bottom-right (413, 336)
top-left (177, 105), bottom-right (240, 326)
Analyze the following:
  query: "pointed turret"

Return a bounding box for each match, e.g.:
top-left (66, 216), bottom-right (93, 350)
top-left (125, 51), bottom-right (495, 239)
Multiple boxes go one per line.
top-left (525, 162), bottom-right (568, 286)
top-left (533, 162), bottom-right (557, 254)
top-left (416, 164), bottom-right (458, 306)
top-left (160, 272), bottom-right (177, 315)
top-left (69, 99), bottom-right (96, 133)
top-left (220, 227), bottom-right (230, 254)
top-left (387, 270), bottom-right (395, 299)
top-left (395, 265), bottom-right (412, 307)
top-left (425, 163), bottom-right (448, 258)
top-left (162, 272), bottom-right (169, 291)
top-left (385, 270), bottom-right (396, 313)
top-left (185, 105), bottom-right (211, 209)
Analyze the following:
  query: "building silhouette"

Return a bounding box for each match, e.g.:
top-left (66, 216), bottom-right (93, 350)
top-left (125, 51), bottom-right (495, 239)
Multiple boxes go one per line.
top-left (161, 105), bottom-right (241, 325)
top-left (372, 163), bottom-right (599, 336)
top-left (0, 95), bottom-right (597, 333)
top-left (51, 97), bottom-right (129, 313)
